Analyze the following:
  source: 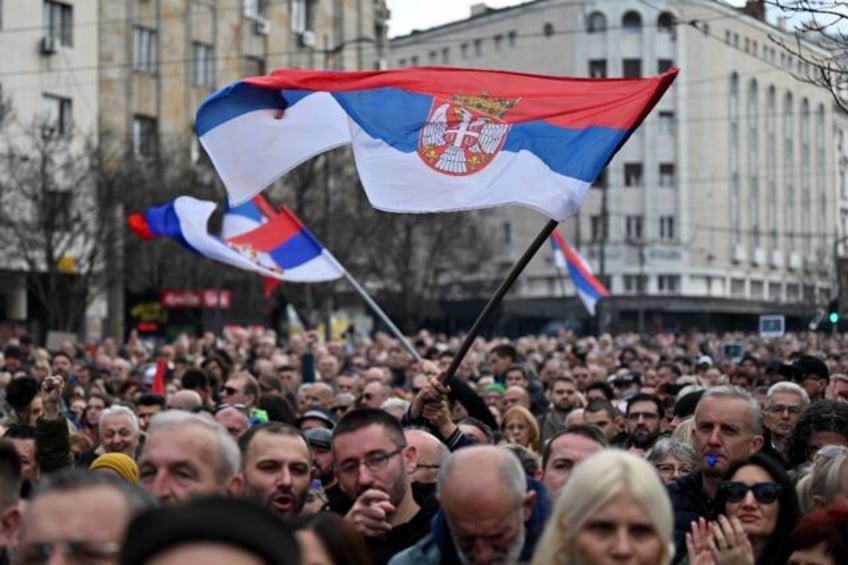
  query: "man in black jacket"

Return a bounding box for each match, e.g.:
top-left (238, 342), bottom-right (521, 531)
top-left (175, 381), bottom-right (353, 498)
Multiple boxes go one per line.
top-left (667, 386), bottom-right (763, 563)
top-left (0, 440), bottom-right (21, 565)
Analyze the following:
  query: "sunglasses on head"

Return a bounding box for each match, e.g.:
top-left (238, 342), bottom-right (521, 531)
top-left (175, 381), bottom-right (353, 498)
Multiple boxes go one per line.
top-left (719, 481), bottom-right (781, 504)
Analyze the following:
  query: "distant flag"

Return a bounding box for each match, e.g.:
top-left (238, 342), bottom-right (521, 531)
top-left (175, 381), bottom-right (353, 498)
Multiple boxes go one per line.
top-left (151, 357), bottom-right (167, 395)
top-left (551, 229), bottom-right (609, 316)
top-left (222, 196), bottom-right (287, 297)
top-left (196, 67), bottom-right (677, 219)
top-left (127, 196), bottom-right (343, 283)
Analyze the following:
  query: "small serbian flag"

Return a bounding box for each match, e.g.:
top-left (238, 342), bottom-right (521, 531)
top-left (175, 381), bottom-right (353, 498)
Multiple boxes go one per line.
top-left (128, 196), bottom-right (343, 283)
top-left (551, 229), bottom-right (609, 316)
top-left (196, 67), bottom-right (677, 219)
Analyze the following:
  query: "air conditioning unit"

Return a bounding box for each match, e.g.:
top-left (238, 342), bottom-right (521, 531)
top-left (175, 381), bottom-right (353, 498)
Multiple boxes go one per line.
top-left (769, 249), bottom-right (783, 268)
top-left (300, 30), bottom-right (316, 47)
top-left (40, 36), bottom-right (59, 55)
top-left (732, 244), bottom-right (747, 264)
top-left (788, 251), bottom-right (802, 271)
top-left (254, 17), bottom-right (270, 35)
top-left (752, 247), bottom-right (765, 266)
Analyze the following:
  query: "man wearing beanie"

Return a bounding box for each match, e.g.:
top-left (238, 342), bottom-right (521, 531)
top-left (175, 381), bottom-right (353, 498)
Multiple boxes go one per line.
top-left (91, 453), bottom-right (140, 484)
top-left (120, 497), bottom-right (300, 565)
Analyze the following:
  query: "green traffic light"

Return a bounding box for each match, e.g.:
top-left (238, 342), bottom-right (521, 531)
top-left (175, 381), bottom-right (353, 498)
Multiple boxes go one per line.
top-left (830, 312), bottom-right (840, 324)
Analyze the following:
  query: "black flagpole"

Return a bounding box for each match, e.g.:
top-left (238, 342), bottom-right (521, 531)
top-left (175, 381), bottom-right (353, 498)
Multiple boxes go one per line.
top-left (441, 218), bottom-right (558, 383)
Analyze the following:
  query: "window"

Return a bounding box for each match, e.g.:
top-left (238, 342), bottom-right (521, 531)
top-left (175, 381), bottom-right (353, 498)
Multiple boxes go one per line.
top-left (41, 94), bottom-right (71, 137)
top-left (410, 55), bottom-right (419, 66)
top-left (133, 115), bottom-right (158, 157)
top-left (508, 30), bottom-right (517, 47)
top-left (786, 283), bottom-right (800, 301)
top-left (657, 275), bottom-right (680, 293)
top-left (44, 1), bottom-right (72, 46)
top-left (133, 26), bottom-right (157, 72)
top-left (623, 59), bottom-right (642, 78)
top-left (460, 43), bottom-right (468, 58)
top-left (291, 0), bottom-right (313, 32)
top-left (657, 12), bottom-right (675, 33)
top-left (625, 215), bottom-right (643, 240)
top-left (397, 58), bottom-right (406, 68)
top-left (750, 280), bottom-right (764, 299)
top-left (428, 51), bottom-right (437, 64)
top-left (624, 163), bottom-right (643, 187)
top-left (768, 282), bottom-right (782, 301)
top-left (45, 190), bottom-right (72, 230)
top-left (588, 59), bottom-right (607, 78)
top-left (622, 11), bottom-right (642, 32)
top-left (494, 34), bottom-right (503, 51)
top-left (659, 216), bottom-right (675, 240)
top-left (730, 278), bottom-right (746, 297)
top-left (441, 47), bottom-right (449, 64)
top-left (543, 23), bottom-right (554, 38)
top-left (624, 275), bottom-right (647, 294)
top-left (592, 169), bottom-right (606, 189)
top-left (658, 59), bottom-right (673, 73)
top-left (587, 11), bottom-right (607, 33)
top-left (658, 111), bottom-right (675, 135)
top-left (191, 42), bottom-right (214, 87)
top-left (244, 0), bottom-right (268, 17)
top-left (590, 215), bottom-right (607, 242)
top-left (473, 38), bottom-right (482, 56)
top-left (659, 163), bottom-right (675, 187)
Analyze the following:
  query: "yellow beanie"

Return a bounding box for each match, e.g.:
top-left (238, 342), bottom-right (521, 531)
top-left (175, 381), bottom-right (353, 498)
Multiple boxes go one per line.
top-left (89, 453), bottom-right (139, 484)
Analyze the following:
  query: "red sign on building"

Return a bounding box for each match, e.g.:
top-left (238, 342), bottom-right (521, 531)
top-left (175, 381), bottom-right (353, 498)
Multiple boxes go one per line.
top-left (160, 289), bottom-right (231, 310)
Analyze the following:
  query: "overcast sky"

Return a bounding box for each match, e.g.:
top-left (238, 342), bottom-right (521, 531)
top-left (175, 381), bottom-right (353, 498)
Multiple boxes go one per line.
top-left (385, 1), bottom-right (753, 38)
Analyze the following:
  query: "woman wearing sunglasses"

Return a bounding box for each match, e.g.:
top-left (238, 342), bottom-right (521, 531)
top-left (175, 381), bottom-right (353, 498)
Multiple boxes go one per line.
top-left (687, 453), bottom-right (800, 564)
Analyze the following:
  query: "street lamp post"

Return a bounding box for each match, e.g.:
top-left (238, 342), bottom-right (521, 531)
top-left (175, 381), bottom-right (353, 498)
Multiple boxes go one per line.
top-left (319, 35), bottom-right (376, 341)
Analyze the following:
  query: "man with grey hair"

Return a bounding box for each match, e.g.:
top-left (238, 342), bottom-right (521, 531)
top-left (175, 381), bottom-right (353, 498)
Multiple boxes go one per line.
top-left (668, 386), bottom-right (764, 563)
top-left (763, 381), bottom-right (810, 458)
top-left (99, 405), bottom-right (140, 459)
top-left (138, 410), bottom-right (242, 503)
top-left (16, 469), bottom-right (154, 565)
top-left (390, 445), bottom-right (550, 564)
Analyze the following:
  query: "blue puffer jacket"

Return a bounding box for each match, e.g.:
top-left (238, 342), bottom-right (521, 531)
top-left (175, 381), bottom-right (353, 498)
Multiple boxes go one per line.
top-left (389, 477), bottom-right (552, 565)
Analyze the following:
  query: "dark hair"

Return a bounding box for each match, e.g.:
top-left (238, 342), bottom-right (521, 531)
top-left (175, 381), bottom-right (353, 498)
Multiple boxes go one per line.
top-left (332, 408), bottom-right (405, 449)
top-left (237, 422), bottom-right (309, 462)
top-left (542, 424), bottom-right (607, 469)
top-left (293, 511), bottom-right (373, 565)
top-left (182, 368), bottom-right (210, 390)
top-left (717, 453), bottom-right (800, 565)
top-left (0, 439), bottom-right (22, 508)
top-left (584, 381), bottom-right (614, 401)
top-left (51, 350), bottom-right (73, 364)
top-left (503, 443), bottom-right (541, 477)
top-left (626, 392), bottom-right (666, 419)
top-left (790, 504), bottom-right (848, 562)
top-left (5, 376), bottom-right (39, 410)
top-left (457, 417), bottom-right (495, 444)
top-left (489, 344), bottom-right (517, 363)
top-left (585, 398), bottom-right (617, 420)
top-left (136, 393), bottom-right (166, 409)
top-left (3, 424), bottom-right (37, 441)
top-left (505, 365), bottom-right (528, 380)
top-left (785, 400), bottom-right (848, 469)
top-left (257, 395), bottom-right (297, 425)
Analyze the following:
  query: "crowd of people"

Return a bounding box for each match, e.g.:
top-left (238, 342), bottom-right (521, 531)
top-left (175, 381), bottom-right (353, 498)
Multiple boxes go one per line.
top-left (1, 326), bottom-right (848, 564)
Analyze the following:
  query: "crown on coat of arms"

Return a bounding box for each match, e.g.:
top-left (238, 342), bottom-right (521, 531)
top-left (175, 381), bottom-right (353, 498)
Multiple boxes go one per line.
top-left (452, 91), bottom-right (521, 118)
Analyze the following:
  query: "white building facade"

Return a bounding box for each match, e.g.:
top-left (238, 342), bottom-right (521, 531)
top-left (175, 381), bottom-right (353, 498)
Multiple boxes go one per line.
top-left (390, 0), bottom-right (848, 332)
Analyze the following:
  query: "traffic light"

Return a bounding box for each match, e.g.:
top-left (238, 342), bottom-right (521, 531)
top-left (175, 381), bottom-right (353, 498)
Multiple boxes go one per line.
top-left (829, 299), bottom-right (840, 324)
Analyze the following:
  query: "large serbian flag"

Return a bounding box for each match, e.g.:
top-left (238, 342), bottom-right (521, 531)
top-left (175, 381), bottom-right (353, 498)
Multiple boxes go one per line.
top-left (196, 67), bottom-right (677, 219)
top-left (128, 196), bottom-right (342, 282)
top-left (551, 228), bottom-right (609, 316)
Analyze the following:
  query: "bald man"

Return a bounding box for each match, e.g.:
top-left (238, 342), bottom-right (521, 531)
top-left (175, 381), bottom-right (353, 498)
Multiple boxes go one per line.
top-left (390, 445), bottom-right (551, 564)
top-left (404, 429), bottom-right (449, 484)
top-left (166, 390), bottom-right (203, 412)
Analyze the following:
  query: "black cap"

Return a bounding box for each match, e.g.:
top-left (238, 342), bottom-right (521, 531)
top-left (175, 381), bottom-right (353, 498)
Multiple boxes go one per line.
top-left (779, 355), bottom-right (829, 381)
top-left (3, 344), bottom-right (22, 360)
top-left (120, 497), bottom-right (300, 565)
top-left (674, 390), bottom-right (705, 419)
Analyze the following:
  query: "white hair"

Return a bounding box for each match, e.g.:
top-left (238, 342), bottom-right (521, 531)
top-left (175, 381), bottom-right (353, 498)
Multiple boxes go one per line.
top-left (146, 410), bottom-right (240, 482)
top-left (766, 381), bottom-right (810, 406)
top-left (99, 405), bottom-right (139, 435)
top-left (380, 397), bottom-right (410, 412)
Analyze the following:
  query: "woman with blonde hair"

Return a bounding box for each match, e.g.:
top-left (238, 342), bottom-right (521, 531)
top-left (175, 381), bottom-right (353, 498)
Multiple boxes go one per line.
top-left (796, 445), bottom-right (848, 514)
top-left (501, 405), bottom-right (541, 453)
top-left (532, 450), bottom-right (674, 565)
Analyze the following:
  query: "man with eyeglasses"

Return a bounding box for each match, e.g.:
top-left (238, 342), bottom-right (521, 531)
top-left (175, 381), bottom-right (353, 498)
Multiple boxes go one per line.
top-left (619, 392), bottom-right (664, 452)
top-left (221, 372), bottom-right (268, 425)
top-left (404, 429), bottom-right (448, 484)
top-left (328, 408), bottom-right (438, 565)
top-left (15, 469), bottom-right (154, 565)
top-left (762, 382), bottom-right (809, 459)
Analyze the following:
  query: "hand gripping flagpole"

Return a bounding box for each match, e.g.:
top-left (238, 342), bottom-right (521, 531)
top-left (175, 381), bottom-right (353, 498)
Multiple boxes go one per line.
top-left (440, 218), bottom-right (558, 384)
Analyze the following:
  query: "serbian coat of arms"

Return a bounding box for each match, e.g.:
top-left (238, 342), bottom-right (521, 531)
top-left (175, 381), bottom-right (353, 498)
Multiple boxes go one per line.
top-left (418, 92), bottom-right (521, 176)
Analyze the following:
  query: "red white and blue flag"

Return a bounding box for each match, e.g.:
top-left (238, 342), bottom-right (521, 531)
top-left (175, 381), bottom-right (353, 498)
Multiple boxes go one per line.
top-left (551, 229), bottom-right (609, 316)
top-left (196, 67), bottom-right (677, 219)
top-left (128, 196), bottom-right (343, 283)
